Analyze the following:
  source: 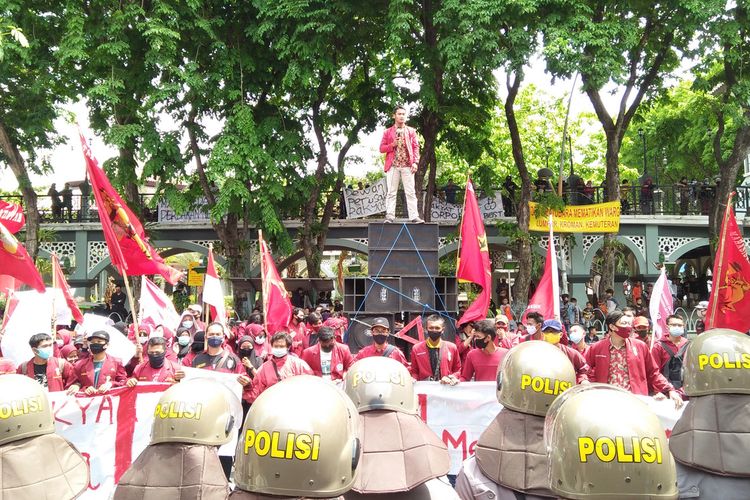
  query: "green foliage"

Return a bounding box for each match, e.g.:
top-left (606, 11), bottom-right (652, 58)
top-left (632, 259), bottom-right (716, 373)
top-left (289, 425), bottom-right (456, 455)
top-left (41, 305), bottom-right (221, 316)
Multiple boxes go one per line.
top-left (532, 192), bottom-right (566, 218)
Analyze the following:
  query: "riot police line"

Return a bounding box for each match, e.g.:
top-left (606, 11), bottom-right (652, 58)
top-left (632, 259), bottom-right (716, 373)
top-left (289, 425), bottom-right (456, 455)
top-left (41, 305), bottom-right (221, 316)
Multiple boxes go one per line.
top-left (1, 328), bottom-right (748, 499)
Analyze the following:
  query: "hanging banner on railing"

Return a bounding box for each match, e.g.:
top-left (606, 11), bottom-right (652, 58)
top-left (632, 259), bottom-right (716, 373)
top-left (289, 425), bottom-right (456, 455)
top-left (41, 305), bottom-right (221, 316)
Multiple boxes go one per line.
top-left (430, 191), bottom-right (505, 222)
top-left (157, 198), bottom-right (211, 223)
top-left (344, 179), bottom-right (388, 219)
top-left (529, 201), bottom-right (621, 233)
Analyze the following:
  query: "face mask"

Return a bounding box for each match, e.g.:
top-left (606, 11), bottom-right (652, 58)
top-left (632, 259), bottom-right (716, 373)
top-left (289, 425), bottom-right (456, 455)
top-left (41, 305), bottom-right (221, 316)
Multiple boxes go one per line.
top-left (272, 347), bottom-right (288, 358)
top-left (525, 325), bottom-right (537, 335)
top-left (669, 326), bottom-right (686, 337)
top-left (182, 321), bottom-right (193, 328)
top-left (239, 348), bottom-right (254, 359)
top-left (89, 344), bottom-right (106, 354)
top-left (614, 325), bottom-right (632, 339)
top-left (55, 339), bottom-right (64, 347)
top-left (543, 332), bottom-right (562, 345)
top-left (79, 346), bottom-right (89, 353)
top-left (138, 336), bottom-right (149, 344)
top-left (427, 331), bottom-right (442, 342)
top-left (254, 336), bottom-right (266, 345)
top-left (636, 329), bottom-right (648, 339)
top-left (177, 336), bottom-right (190, 347)
top-left (148, 352), bottom-right (165, 368)
top-left (191, 342), bottom-right (204, 352)
top-left (36, 347), bottom-right (53, 360)
top-left (474, 337), bottom-right (489, 349)
top-left (207, 336), bottom-right (223, 348)
top-left (372, 334), bottom-right (388, 345)
top-left (569, 331), bottom-right (584, 344)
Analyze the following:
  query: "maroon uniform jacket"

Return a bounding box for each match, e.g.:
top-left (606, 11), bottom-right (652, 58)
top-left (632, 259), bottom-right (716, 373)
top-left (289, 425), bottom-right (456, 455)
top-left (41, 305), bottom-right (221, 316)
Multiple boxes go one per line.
top-left (585, 337), bottom-right (674, 395)
top-left (73, 354), bottom-right (128, 390)
top-left (353, 344), bottom-right (409, 368)
top-left (301, 342), bottom-right (354, 381)
top-left (18, 357), bottom-right (77, 392)
top-left (409, 340), bottom-right (461, 381)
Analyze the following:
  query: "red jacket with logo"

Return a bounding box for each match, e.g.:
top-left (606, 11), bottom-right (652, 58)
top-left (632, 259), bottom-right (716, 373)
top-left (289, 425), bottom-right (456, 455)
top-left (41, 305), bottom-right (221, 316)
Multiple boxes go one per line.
top-left (248, 355), bottom-right (312, 403)
top-left (353, 344), bottom-right (409, 368)
top-left (409, 340), bottom-right (461, 381)
top-left (18, 357), bottom-right (77, 392)
top-left (379, 125), bottom-right (420, 172)
top-left (73, 354), bottom-right (128, 390)
top-left (132, 359), bottom-right (180, 383)
top-left (585, 337), bottom-right (674, 395)
top-left (301, 342), bottom-right (354, 381)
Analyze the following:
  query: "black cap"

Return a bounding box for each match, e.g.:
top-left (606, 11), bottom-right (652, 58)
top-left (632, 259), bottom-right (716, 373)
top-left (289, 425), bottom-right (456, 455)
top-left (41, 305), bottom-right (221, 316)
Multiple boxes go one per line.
top-left (370, 317), bottom-right (390, 330)
top-left (87, 330), bottom-right (110, 342)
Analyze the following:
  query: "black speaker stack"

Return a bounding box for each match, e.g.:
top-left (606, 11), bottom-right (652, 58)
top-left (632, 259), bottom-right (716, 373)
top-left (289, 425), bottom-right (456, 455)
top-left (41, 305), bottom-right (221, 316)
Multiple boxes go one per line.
top-left (344, 223), bottom-right (457, 353)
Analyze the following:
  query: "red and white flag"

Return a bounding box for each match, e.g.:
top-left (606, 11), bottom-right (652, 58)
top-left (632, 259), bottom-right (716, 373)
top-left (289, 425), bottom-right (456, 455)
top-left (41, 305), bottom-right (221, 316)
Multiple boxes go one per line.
top-left (139, 276), bottom-right (181, 332)
top-left (522, 216), bottom-right (560, 323)
top-left (0, 199), bottom-right (25, 233)
top-left (202, 246), bottom-right (227, 327)
top-left (396, 315), bottom-right (425, 345)
top-left (0, 220), bottom-right (45, 293)
top-left (52, 254), bottom-right (84, 324)
top-left (649, 266), bottom-right (673, 346)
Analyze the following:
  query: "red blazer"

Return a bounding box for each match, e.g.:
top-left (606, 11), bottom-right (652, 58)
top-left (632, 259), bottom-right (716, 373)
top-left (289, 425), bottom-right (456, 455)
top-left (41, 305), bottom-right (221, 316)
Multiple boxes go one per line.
top-left (18, 357), bottom-right (77, 392)
top-left (354, 344), bottom-right (409, 368)
top-left (73, 354), bottom-right (128, 390)
top-left (379, 126), bottom-right (420, 172)
top-left (409, 341), bottom-right (461, 381)
top-left (301, 343), bottom-right (353, 381)
top-left (585, 337), bottom-right (674, 396)
top-left (247, 355), bottom-right (312, 403)
top-left (132, 359), bottom-right (180, 383)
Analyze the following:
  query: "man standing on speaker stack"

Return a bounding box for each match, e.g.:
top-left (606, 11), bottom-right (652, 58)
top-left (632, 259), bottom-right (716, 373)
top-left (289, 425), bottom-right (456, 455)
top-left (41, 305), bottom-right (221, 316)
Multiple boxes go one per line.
top-left (380, 105), bottom-right (424, 223)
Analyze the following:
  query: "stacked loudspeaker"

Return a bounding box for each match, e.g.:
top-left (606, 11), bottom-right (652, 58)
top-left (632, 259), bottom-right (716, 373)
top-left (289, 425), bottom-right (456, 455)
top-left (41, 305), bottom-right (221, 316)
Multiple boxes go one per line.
top-left (344, 223), bottom-right (457, 353)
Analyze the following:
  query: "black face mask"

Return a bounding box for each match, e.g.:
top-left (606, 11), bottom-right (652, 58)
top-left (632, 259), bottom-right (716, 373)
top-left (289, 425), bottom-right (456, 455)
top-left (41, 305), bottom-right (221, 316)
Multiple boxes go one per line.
top-left (474, 338), bottom-right (488, 349)
top-left (238, 348), bottom-right (254, 359)
top-left (148, 352), bottom-right (165, 368)
top-left (89, 344), bottom-right (106, 354)
top-left (427, 331), bottom-right (443, 342)
top-left (372, 334), bottom-right (388, 345)
top-left (191, 342), bottom-right (204, 352)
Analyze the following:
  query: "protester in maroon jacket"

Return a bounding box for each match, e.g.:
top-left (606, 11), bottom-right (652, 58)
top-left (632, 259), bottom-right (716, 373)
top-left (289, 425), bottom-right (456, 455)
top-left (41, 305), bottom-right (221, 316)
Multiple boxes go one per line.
top-left (71, 330), bottom-right (128, 395)
top-left (18, 333), bottom-right (78, 394)
top-left (410, 315), bottom-right (461, 383)
top-left (301, 326), bottom-right (353, 381)
top-left (353, 317), bottom-right (409, 368)
top-left (248, 332), bottom-right (312, 403)
top-left (585, 310), bottom-right (683, 409)
top-left (460, 320), bottom-right (508, 382)
top-left (126, 337), bottom-right (184, 386)
top-left (537, 319), bottom-right (590, 384)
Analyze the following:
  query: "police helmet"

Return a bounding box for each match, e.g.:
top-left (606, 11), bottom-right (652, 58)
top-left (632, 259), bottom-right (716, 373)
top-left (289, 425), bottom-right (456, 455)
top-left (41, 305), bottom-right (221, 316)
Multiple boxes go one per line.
top-left (344, 357), bottom-right (418, 414)
top-left (681, 328), bottom-right (750, 396)
top-left (151, 379), bottom-right (238, 446)
top-left (497, 340), bottom-right (576, 417)
top-left (545, 384), bottom-right (677, 499)
top-left (234, 375), bottom-right (361, 498)
top-left (0, 374), bottom-right (55, 446)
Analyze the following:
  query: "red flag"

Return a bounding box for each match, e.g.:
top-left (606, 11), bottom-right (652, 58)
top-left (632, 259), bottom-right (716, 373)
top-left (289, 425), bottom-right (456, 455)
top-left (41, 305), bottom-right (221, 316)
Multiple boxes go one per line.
top-left (202, 247), bottom-right (227, 327)
top-left (79, 131), bottom-right (181, 285)
top-left (522, 216), bottom-right (560, 323)
top-left (0, 199), bottom-right (25, 233)
top-left (52, 254), bottom-right (84, 324)
top-left (396, 315), bottom-right (424, 345)
top-left (0, 275), bottom-right (18, 297)
top-left (456, 180), bottom-right (492, 326)
top-left (706, 194), bottom-right (750, 332)
top-left (259, 233), bottom-right (293, 335)
top-left (649, 266), bottom-right (673, 345)
top-left (0, 220), bottom-right (45, 293)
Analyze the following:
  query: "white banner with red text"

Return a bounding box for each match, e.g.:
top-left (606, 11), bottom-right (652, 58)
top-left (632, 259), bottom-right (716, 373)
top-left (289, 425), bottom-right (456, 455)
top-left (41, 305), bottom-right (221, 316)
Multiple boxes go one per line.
top-left (414, 381), bottom-right (686, 475)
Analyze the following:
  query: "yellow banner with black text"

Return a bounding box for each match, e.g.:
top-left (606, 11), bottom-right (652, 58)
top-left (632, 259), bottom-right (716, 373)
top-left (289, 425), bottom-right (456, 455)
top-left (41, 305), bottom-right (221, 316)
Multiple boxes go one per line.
top-left (528, 201), bottom-right (621, 233)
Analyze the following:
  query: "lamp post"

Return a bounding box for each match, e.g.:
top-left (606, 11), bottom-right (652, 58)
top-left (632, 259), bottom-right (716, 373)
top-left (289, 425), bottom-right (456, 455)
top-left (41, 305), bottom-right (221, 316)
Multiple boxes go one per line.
top-left (638, 128), bottom-right (647, 178)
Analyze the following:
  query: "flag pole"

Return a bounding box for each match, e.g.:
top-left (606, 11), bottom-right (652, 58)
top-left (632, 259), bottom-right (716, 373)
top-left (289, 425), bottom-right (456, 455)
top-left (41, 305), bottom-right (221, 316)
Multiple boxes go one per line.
top-left (121, 269), bottom-right (140, 339)
top-left (259, 230), bottom-right (268, 334)
top-left (0, 288), bottom-right (13, 336)
top-left (204, 244), bottom-right (212, 326)
top-left (51, 253), bottom-right (58, 337)
top-left (706, 192), bottom-right (735, 329)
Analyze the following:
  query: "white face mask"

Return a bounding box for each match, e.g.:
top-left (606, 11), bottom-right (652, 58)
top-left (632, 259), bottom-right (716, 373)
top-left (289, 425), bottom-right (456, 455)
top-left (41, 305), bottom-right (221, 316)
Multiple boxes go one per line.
top-left (182, 321), bottom-right (193, 328)
top-left (569, 331), bottom-right (584, 344)
top-left (525, 325), bottom-right (536, 334)
top-left (272, 347), bottom-right (288, 358)
top-left (254, 336), bottom-right (266, 345)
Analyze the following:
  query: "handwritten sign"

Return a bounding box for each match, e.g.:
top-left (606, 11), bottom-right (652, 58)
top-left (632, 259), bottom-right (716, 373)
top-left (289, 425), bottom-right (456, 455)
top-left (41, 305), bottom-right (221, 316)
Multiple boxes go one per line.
top-left (344, 179), bottom-right (387, 219)
top-left (157, 199), bottom-right (211, 223)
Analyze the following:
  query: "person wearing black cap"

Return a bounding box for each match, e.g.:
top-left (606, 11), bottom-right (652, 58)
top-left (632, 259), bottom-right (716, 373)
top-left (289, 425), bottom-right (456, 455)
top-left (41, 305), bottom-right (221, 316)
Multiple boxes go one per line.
top-left (71, 330), bottom-right (128, 395)
top-left (352, 317), bottom-right (409, 368)
top-left (301, 325), bottom-right (354, 381)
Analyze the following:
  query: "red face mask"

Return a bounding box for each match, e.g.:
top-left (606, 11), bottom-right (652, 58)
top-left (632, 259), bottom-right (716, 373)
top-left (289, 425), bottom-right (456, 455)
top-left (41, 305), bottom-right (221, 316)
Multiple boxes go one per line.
top-left (614, 325), bottom-right (632, 339)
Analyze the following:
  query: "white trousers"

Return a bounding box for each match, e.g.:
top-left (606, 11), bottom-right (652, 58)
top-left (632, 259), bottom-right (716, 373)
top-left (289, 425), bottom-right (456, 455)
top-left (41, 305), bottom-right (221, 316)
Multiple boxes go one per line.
top-left (385, 166), bottom-right (419, 219)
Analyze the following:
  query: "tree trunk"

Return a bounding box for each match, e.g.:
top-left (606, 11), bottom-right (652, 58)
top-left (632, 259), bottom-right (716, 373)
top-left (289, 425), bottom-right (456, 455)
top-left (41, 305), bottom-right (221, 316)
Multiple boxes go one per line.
top-left (710, 117), bottom-right (750, 246)
top-left (503, 72), bottom-right (533, 309)
top-left (0, 120), bottom-right (40, 259)
top-left (416, 114), bottom-right (439, 220)
top-left (600, 134), bottom-right (621, 295)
